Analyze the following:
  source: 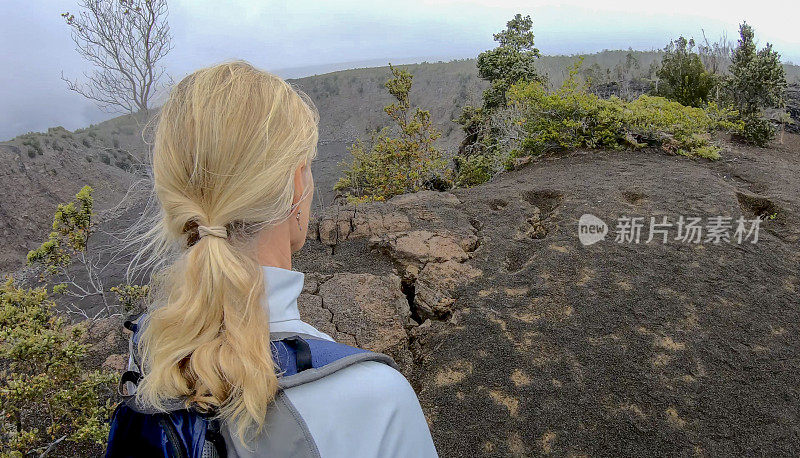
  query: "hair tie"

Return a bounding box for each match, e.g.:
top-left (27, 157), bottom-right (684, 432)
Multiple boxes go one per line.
top-left (197, 225), bottom-right (228, 240)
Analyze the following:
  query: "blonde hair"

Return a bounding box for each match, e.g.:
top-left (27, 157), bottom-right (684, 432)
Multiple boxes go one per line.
top-left (134, 60), bottom-right (318, 441)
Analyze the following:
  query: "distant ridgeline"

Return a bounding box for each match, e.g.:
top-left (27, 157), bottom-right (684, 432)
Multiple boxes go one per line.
top-left (7, 49), bottom-right (800, 149)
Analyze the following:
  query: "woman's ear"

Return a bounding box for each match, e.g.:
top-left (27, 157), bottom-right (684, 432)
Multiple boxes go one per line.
top-left (292, 161), bottom-right (307, 204)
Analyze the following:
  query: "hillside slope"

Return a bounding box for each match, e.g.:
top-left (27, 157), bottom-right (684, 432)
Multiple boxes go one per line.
top-left (0, 122), bottom-right (144, 272)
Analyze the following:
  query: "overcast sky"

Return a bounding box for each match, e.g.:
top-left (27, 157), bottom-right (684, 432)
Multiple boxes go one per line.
top-left (2, 0), bottom-right (799, 140)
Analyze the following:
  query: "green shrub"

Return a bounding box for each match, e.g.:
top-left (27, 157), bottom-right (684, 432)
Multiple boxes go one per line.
top-left (110, 284), bottom-right (149, 313)
top-left (82, 138), bottom-right (92, 148)
top-left (735, 114), bottom-right (775, 146)
top-left (22, 138), bottom-right (42, 156)
top-left (336, 65), bottom-right (449, 202)
top-left (681, 145), bottom-right (720, 160)
top-left (47, 126), bottom-right (70, 137)
top-left (507, 74), bottom-right (625, 155)
top-left (621, 97), bottom-right (739, 154)
top-left (27, 186), bottom-right (93, 276)
top-left (26, 150), bottom-right (36, 159)
top-left (455, 105), bottom-right (489, 152)
top-left (656, 36), bottom-right (715, 107)
top-left (100, 154), bottom-right (110, 165)
top-left (0, 277), bottom-right (116, 455)
top-left (455, 154), bottom-right (496, 187)
top-left (505, 65), bottom-right (739, 159)
top-left (27, 185), bottom-right (152, 321)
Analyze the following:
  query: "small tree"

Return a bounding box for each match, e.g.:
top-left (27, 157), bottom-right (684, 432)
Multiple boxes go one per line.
top-left (61, 0), bottom-right (173, 116)
top-left (476, 13), bottom-right (543, 111)
top-left (724, 22), bottom-right (787, 146)
top-left (656, 37), bottom-right (715, 107)
top-left (457, 14), bottom-right (544, 161)
top-left (27, 186), bottom-right (94, 277)
top-left (110, 284), bottom-right (150, 313)
top-left (27, 186), bottom-right (148, 319)
top-left (335, 65), bottom-right (448, 202)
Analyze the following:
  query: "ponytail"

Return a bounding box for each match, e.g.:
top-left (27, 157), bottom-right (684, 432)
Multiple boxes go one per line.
top-left (138, 225), bottom-right (276, 440)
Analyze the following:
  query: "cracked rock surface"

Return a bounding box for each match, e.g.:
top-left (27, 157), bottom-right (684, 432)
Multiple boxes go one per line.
top-left (298, 272), bottom-right (414, 373)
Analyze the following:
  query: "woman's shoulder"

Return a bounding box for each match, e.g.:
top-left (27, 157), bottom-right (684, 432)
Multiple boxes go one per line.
top-left (286, 359), bottom-right (417, 410)
top-left (282, 360), bottom-right (438, 457)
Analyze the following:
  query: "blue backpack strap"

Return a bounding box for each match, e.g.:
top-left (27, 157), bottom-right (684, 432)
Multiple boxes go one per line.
top-left (270, 335), bottom-right (398, 389)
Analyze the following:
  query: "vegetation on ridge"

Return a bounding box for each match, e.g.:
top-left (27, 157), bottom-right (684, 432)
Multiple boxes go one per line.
top-left (336, 65), bottom-right (450, 202)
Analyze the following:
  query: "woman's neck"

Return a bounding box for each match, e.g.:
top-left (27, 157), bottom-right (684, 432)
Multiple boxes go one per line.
top-left (253, 222), bottom-right (293, 269)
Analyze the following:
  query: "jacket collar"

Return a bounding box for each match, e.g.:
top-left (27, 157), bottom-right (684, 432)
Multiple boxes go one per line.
top-left (261, 265), bottom-right (305, 324)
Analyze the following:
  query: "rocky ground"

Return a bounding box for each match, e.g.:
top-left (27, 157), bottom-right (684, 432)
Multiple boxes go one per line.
top-left (289, 135), bottom-right (799, 456)
top-left (15, 131), bottom-right (798, 457)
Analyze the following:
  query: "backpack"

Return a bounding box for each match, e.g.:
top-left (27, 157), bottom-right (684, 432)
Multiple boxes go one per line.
top-left (105, 315), bottom-right (397, 458)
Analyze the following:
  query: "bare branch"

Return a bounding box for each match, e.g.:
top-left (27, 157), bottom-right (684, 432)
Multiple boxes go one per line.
top-left (61, 0), bottom-right (173, 115)
top-left (34, 434), bottom-right (68, 458)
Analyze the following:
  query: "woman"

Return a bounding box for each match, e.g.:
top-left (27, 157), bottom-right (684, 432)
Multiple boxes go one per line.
top-left (132, 61), bottom-right (438, 457)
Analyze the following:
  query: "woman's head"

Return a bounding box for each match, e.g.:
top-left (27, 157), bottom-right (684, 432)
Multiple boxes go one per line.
top-left (153, 60), bottom-right (318, 242)
top-left (136, 60), bottom-right (318, 441)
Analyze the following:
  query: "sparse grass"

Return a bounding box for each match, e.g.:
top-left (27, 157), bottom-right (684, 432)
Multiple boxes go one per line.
top-left (678, 145), bottom-right (720, 160)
